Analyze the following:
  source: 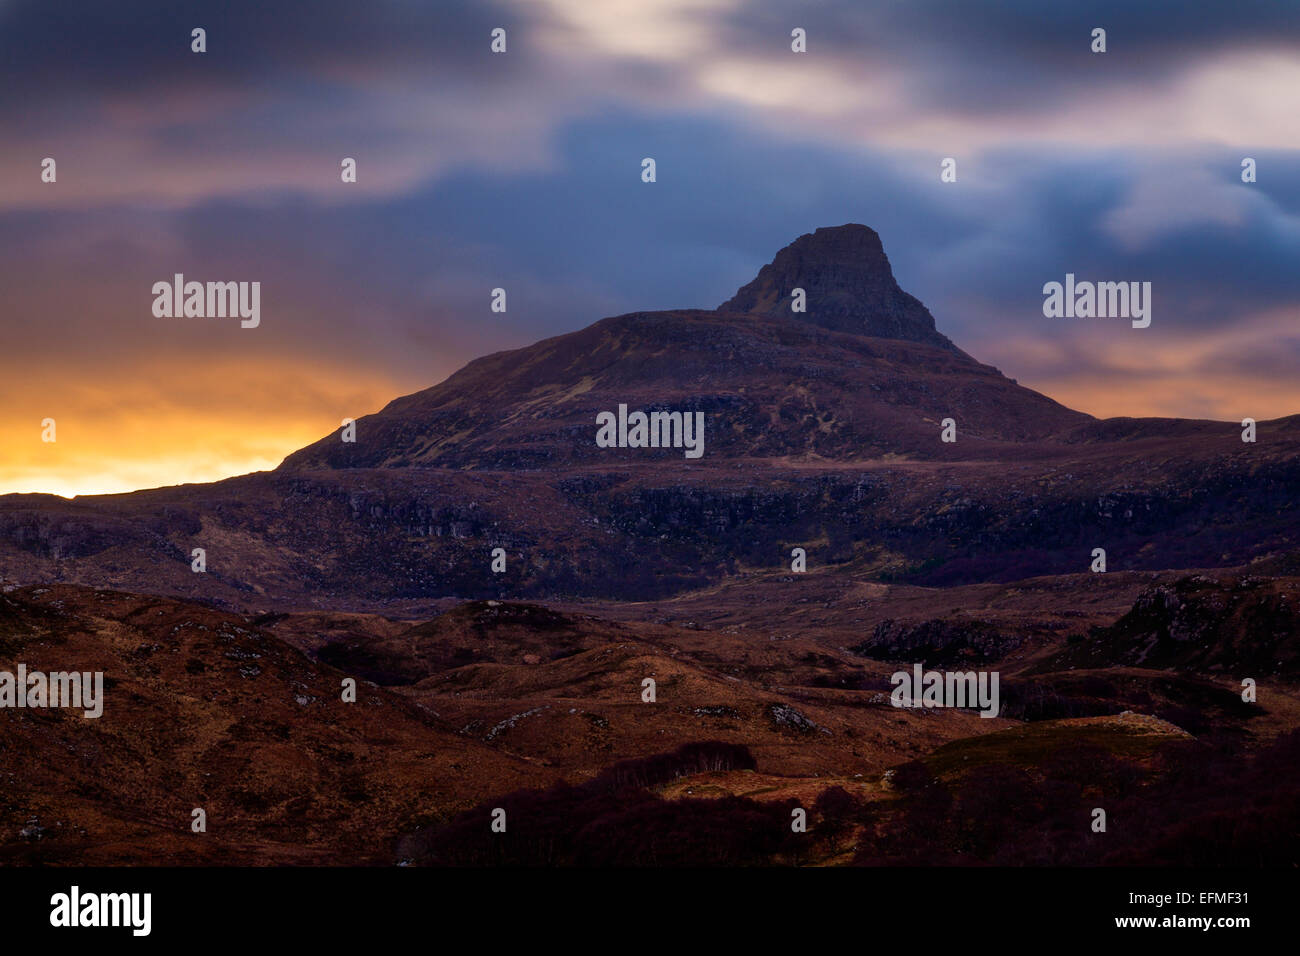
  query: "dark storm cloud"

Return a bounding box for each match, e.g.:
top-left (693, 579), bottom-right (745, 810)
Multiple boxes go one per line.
top-left (5, 0), bottom-right (1298, 212)
top-left (901, 146), bottom-right (1300, 337)
top-left (0, 0), bottom-right (525, 99)
top-left (0, 0), bottom-right (588, 208)
top-left (718, 0), bottom-right (1300, 111)
top-left (11, 0), bottom-right (1296, 100)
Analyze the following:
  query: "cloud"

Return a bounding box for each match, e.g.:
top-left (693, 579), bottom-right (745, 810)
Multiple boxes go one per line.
top-left (6, 0), bottom-right (1300, 214)
top-left (975, 307), bottom-right (1300, 421)
top-left (1102, 162), bottom-right (1252, 250)
top-left (0, 0), bottom-right (590, 209)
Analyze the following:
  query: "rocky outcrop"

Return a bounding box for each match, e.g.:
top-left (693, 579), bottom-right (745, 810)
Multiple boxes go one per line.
top-left (717, 224), bottom-right (960, 351)
top-left (851, 617), bottom-right (1022, 668)
top-left (1047, 574), bottom-right (1300, 679)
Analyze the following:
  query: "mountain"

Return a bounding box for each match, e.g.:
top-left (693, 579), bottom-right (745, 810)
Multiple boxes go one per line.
top-left (282, 224), bottom-right (1083, 471)
top-left (717, 224), bottom-right (961, 351)
top-left (2, 225), bottom-right (1300, 606)
top-left (280, 309), bottom-right (1086, 471)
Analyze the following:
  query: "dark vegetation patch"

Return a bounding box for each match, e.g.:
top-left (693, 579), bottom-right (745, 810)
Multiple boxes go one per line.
top-left (998, 672), bottom-right (1258, 734)
top-left (401, 742), bottom-right (864, 866)
top-left (855, 729), bottom-right (1300, 866)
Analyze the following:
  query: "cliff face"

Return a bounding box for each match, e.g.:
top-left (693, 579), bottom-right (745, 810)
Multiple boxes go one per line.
top-left (4, 435), bottom-right (1300, 606)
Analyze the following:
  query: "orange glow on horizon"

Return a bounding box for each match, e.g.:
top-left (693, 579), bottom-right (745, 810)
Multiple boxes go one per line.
top-left (0, 356), bottom-right (411, 499)
top-left (4, 359), bottom-right (1298, 498)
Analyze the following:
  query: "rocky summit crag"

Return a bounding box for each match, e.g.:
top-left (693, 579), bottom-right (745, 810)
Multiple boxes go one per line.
top-left (717, 224), bottom-right (960, 352)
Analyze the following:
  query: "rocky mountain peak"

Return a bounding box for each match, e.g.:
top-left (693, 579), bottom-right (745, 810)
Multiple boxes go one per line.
top-left (717, 223), bottom-right (958, 351)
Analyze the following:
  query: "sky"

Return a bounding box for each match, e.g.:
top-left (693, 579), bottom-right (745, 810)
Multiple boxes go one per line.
top-left (2, 0), bottom-right (1299, 496)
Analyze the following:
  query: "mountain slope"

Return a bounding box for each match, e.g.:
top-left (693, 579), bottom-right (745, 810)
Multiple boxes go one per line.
top-left (281, 223), bottom-right (1087, 471)
top-left (280, 307), bottom-right (1089, 470)
top-left (0, 584), bottom-right (552, 864)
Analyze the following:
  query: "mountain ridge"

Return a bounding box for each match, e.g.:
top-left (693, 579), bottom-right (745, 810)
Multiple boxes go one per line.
top-left (279, 224), bottom-right (1086, 472)
top-left (279, 305), bottom-right (1090, 471)
top-left (3, 225), bottom-right (1300, 606)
